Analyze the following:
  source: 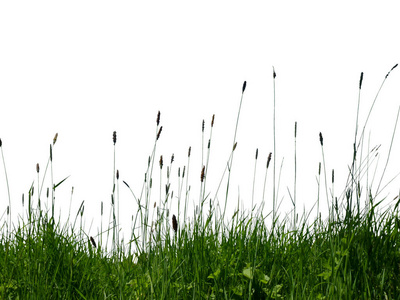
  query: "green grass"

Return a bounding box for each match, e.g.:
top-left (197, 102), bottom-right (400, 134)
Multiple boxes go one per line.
top-left (1, 65), bottom-right (400, 299)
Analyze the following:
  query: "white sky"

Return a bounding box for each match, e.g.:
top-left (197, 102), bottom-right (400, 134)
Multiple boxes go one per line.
top-left (1, 2), bottom-right (400, 239)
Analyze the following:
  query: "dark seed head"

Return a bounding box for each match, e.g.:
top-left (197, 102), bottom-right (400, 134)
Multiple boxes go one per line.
top-left (242, 81), bottom-right (247, 93)
top-left (255, 148), bottom-right (258, 160)
top-left (359, 72), bottom-right (364, 89)
top-left (172, 214), bottom-right (178, 233)
top-left (211, 114), bottom-right (215, 127)
top-left (116, 170), bottom-right (119, 180)
top-left (202, 120), bottom-right (205, 132)
top-left (156, 111), bottom-right (161, 126)
top-left (267, 152), bottom-right (272, 168)
top-left (36, 163), bottom-right (40, 173)
top-left (159, 155), bottom-right (163, 169)
top-left (188, 146), bottom-right (191, 157)
top-left (319, 132), bottom-right (323, 146)
top-left (201, 166), bottom-right (205, 182)
top-left (113, 131), bottom-right (117, 145)
top-left (273, 67), bottom-right (276, 78)
top-left (53, 133), bottom-right (58, 145)
top-left (90, 236), bottom-right (97, 248)
top-left (157, 126), bottom-right (163, 140)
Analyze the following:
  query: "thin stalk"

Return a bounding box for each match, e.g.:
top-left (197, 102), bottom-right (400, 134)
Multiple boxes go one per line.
top-left (0, 139), bottom-right (12, 231)
top-left (293, 121), bottom-right (297, 229)
top-left (184, 147), bottom-right (191, 223)
top-left (272, 67), bottom-right (277, 223)
top-left (319, 132), bottom-right (330, 220)
top-left (223, 81), bottom-right (246, 220)
top-left (376, 105), bottom-right (400, 195)
top-left (251, 148), bottom-right (258, 218)
top-left (261, 152), bottom-right (272, 212)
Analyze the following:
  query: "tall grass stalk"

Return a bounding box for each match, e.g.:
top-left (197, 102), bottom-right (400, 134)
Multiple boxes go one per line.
top-left (0, 139), bottom-right (12, 233)
top-left (272, 67), bottom-right (277, 224)
top-left (222, 81), bottom-right (246, 222)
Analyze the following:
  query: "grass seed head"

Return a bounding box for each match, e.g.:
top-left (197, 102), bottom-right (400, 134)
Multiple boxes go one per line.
top-left (0, 138), bottom-right (2, 147)
top-left (188, 146), bottom-right (191, 157)
top-left (319, 132), bottom-right (323, 146)
top-left (156, 111), bottom-right (161, 126)
top-left (233, 142), bottom-right (237, 151)
top-left (172, 214), bottom-right (178, 233)
top-left (255, 148), bottom-right (258, 160)
top-left (267, 152), bottom-right (272, 168)
top-left (116, 170), bottom-right (119, 180)
top-left (159, 155), bottom-right (163, 169)
top-left (53, 133), bottom-right (58, 145)
top-left (386, 64), bottom-right (398, 78)
top-left (211, 114), bottom-right (215, 127)
top-left (36, 163), bottom-right (40, 173)
top-left (242, 81), bottom-right (247, 93)
top-left (113, 131), bottom-right (117, 145)
top-left (201, 166), bottom-right (205, 182)
top-left (202, 119), bottom-right (205, 132)
top-left (90, 236), bottom-right (97, 248)
top-left (273, 67), bottom-right (276, 78)
top-left (157, 126), bottom-right (163, 140)
top-left (359, 72), bottom-right (364, 89)
top-left (171, 154), bottom-right (174, 164)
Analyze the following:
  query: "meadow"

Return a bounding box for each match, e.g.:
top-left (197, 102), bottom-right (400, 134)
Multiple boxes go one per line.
top-left (1, 65), bottom-right (400, 299)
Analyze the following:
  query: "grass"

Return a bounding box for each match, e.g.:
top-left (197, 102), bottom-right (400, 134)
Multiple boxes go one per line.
top-left (1, 65), bottom-right (400, 299)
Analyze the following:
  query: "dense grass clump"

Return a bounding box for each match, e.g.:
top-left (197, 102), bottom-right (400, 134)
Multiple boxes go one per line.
top-left (1, 65), bottom-right (400, 299)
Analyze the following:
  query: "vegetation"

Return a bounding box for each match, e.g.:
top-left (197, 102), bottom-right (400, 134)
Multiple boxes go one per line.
top-left (1, 65), bottom-right (400, 299)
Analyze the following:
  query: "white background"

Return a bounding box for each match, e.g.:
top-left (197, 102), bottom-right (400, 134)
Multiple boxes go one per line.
top-left (1, 2), bottom-right (400, 241)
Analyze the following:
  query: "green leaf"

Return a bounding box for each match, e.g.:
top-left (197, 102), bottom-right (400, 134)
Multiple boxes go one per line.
top-left (208, 268), bottom-right (221, 279)
top-left (53, 175), bottom-right (70, 190)
top-left (242, 267), bottom-right (253, 280)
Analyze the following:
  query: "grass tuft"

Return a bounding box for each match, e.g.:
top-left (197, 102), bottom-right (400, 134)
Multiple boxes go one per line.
top-left (1, 67), bottom-right (400, 298)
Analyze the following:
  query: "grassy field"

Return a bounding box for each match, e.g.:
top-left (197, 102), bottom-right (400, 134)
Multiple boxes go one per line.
top-left (1, 66), bottom-right (400, 299)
